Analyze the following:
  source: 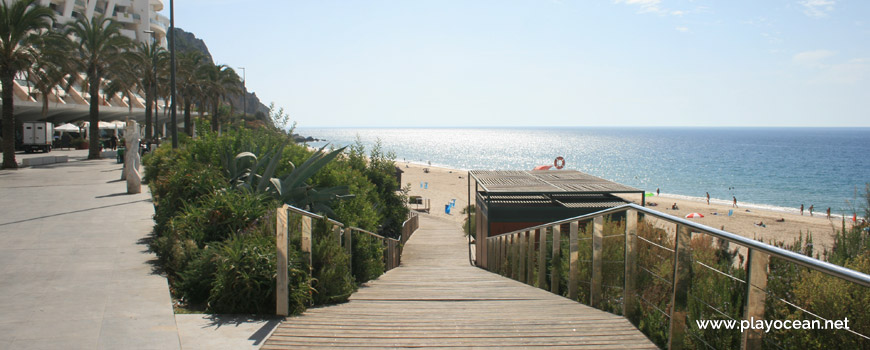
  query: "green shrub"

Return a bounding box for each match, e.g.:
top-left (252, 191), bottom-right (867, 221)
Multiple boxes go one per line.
top-left (207, 232), bottom-right (310, 314)
top-left (351, 231), bottom-right (385, 284)
top-left (149, 159), bottom-right (226, 238)
top-left (158, 190), bottom-right (273, 277)
top-left (310, 217), bottom-right (355, 305)
top-left (170, 190), bottom-right (273, 246)
top-left (175, 245), bottom-right (217, 307)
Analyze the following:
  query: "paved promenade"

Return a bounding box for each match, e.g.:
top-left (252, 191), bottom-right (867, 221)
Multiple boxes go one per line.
top-left (0, 158), bottom-right (181, 349)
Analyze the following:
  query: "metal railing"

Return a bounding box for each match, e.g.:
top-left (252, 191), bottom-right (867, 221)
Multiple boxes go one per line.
top-left (274, 205), bottom-right (418, 316)
top-left (480, 203), bottom-right (870, 349)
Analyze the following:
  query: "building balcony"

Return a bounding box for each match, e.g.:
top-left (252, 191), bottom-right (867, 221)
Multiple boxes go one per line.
top-left (150, 0), bottom-right (163, 11)
top-left (119, 28), bottom-right (137, 41)
top-left (115, 12), bottom-right (135, 23)
top-left (149, 18), bottom-right (166, 35)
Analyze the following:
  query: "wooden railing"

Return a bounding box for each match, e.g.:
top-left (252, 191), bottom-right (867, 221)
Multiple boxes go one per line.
top-left (480, 203), bottom-right (870, 349)
top-left (275, 205), bottom-right (419, 316)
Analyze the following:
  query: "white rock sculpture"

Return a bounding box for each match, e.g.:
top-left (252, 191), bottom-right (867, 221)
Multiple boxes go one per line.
top-left (125, 121), bottom-right (141, 194)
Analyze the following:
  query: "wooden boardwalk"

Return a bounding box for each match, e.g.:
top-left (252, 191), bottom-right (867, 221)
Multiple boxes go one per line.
top-left (263, 215), bottom-right (656, 349)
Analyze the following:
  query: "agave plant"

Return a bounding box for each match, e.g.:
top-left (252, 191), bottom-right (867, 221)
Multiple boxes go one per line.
top-left (223, 143), bottom-right (351, 214)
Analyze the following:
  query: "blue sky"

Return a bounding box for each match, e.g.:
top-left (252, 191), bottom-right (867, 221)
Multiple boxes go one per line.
top-left (167, 1), bottom-right (869, 127)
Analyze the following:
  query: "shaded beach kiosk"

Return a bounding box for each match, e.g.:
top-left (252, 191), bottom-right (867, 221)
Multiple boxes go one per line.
top-left (467, 170), bottom-right (644, 264)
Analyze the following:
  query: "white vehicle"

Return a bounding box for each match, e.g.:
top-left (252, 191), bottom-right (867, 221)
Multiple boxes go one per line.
top-left (22, 122), bottom-right (53, 153)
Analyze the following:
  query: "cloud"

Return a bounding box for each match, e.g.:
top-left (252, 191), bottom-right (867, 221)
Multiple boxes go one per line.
top-left (793, 50), bottom-right (836, 67)
top-left (675, 26), bottom-right (689, 32)
top-left (800, 0), bottom-right (835, 17)
top-left (614, 0), bottom-right (663, 14)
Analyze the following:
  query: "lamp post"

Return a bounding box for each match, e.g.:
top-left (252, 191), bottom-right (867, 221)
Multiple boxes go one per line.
top-left (169, 0), bottom-right (178, 148)
top-left (238, 67), bottom-right (246, 120)
top-left (143, 30), bottom-right (157, 142)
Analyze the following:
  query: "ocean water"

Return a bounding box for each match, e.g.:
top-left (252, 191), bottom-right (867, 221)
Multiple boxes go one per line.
top-left (300, 127), bottom-right (870, 216)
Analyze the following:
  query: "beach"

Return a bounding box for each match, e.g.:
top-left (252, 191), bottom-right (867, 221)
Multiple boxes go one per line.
top-left (400, 162), bottom-right (849, 251)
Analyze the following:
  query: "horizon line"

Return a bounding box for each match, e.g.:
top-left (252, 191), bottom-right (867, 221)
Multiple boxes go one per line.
top-left (296, 125), bottom-right (870, 129)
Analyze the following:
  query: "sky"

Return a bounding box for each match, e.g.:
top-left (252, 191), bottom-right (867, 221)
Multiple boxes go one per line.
top-left (165, 0), bottom-right (870, 127)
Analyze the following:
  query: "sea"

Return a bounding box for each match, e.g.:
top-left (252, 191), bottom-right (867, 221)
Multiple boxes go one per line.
top-left (300, 127), bottom-right (870, 217)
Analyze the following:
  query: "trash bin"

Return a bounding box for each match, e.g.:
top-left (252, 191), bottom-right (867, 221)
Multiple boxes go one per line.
top-left (117, 147), bottom-right (125, 163)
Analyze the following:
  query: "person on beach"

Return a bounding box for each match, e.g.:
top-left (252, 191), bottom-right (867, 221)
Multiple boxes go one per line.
top-left (809, 205), bottom-right (814, 216)
top-left (671, 203), bottom-right (679, 210)
top-left (733, 196), bottom-right (738, 208)
top-left (827, 207), bottom-right (831, 219)
top-left (706, 192), bottom-right (710, 205)
top-left (800, 204), bottom-right (804, 215)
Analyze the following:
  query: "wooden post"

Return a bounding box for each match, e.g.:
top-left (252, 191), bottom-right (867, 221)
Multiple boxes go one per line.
top-left (345, 228), bottom-right (352, 271)
top-left (301, 216), bottom-right (312, 273)
top-left (623, 210), bottom-right (638, 318)
top-left (741, 249), bottom-right (769, 350)
top-left (489, 237), bottom-right (495, 272)
top-left (519, 231), bottom-right (527, 283)
top-left (538, 228), bottom-right (546, 289)
top-left (510, 233), bottom-right (518, 280)
top-left (591, 216), bottom-right (604, 308)
top-left (500, 235), bottom-right (505, 275)
top-left (387, 239), bottom-right (396, 270)
top-left (275, 205), bottom-right (289, 316)
top-left (668, 224), bottom-right (693, 350)
top-left (503, 235), bottom-right (508, 275)
top-left (568, 221), bottom-right (579, 301)
top-left (551, 224), bottom-right (561, 295)
top-left (495, 236), bottom-right (501, 274)
top-left (527, 230), bottom-right (535, 285)
top-left (333, 224), bottom-right (341, 245)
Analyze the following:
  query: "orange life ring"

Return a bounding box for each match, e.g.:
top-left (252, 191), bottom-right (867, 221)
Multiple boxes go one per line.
top-left (554, 156), bottom-right (565, 169)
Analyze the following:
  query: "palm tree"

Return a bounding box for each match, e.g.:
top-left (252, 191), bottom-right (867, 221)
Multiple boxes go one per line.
top-left (0, 0), bottom-right (54, 169)
top-left (65, 15), bottom-right (132, 159)
top-left (177, 51), bottom-right (205, 136)
top-left (197, 63), bottom-right (241, 132)
top-left (103, 51), bottom-right (140, 120)
top-left (26, 32), bottom-right (73, 120)
top-left (133, 42), bottom-right (167, 142)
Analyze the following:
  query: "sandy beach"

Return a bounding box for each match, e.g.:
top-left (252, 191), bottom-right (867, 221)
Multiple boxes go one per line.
top-left (401, 162), bottom-right (849, 251)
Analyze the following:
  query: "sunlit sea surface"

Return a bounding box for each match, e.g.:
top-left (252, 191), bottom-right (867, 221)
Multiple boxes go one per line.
top-left (300, 127), bottom-right (870, 216)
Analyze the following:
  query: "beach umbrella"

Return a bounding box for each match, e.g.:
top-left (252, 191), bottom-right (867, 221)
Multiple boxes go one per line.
top-left (685, 213), bottom-right (704, 218)
top-left (81, 121), bottom-right (117, 129)
top-left (54, 123), bottom-right (79, 132)
top-left (533, 165), bottom-right (552, 170)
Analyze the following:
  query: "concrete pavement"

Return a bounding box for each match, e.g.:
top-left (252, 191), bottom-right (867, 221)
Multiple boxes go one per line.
top-left (0, 158), bottom-right (181, 349)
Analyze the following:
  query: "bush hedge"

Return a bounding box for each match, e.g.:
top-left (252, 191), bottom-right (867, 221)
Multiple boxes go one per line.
top-left (144, 126), bottom-right (408, 315)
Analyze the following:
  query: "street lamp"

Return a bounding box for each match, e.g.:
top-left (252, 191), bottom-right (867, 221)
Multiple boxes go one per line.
top-left (169, 0), bottom-right (178, 148)
top-left (143, 30), bottom-right (157, 142)
top-left (238, 67), bottom-right (246, 120)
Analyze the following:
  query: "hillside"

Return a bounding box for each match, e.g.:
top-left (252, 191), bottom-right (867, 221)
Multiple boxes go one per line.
top-left (172, 28), bottom-right (270, 117)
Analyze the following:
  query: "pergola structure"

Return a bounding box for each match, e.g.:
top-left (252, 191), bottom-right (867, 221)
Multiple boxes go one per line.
top-left (467, 170), bottom-right (644, 261)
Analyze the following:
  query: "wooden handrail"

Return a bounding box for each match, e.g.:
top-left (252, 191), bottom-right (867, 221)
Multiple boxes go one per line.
top-left (275, 204), bottom-right (419, 316)
top-left (481, 204), bottom-right (870, 349)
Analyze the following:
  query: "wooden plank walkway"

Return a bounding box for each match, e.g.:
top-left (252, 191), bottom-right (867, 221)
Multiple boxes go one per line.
top-left (263, 215), bottom-right (656, 349)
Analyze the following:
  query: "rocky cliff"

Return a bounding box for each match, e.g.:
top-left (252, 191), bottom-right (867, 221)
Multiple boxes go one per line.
top-left (172, 28), bottom-right (270, 117)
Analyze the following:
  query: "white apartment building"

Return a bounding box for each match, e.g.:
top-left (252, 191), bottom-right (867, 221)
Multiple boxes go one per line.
top-left (38, 0), bottom-right (171, 47)
top-left (2, 0), bottom-right (177, 126)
